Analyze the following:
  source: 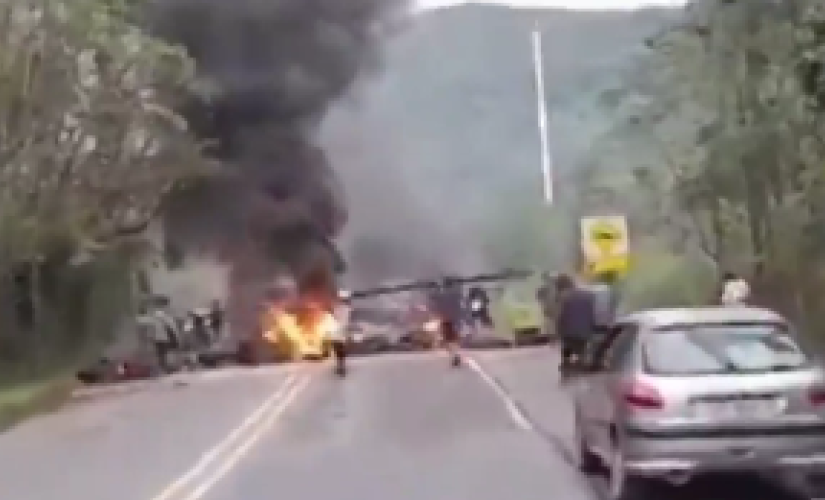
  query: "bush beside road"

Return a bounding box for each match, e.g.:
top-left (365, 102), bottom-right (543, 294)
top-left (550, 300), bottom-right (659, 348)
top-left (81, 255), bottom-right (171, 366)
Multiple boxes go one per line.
top-left (0, 378), bottom-right (77, 432)
top-left (618, 251), bottom-right (717, 312)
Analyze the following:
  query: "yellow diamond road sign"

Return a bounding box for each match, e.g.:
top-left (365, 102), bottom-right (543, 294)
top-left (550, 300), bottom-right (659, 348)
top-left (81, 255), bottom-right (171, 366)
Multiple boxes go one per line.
top-left (580, 215), bottom-right (629, 276)
top-left (591, 222), bottom-right (620, 253)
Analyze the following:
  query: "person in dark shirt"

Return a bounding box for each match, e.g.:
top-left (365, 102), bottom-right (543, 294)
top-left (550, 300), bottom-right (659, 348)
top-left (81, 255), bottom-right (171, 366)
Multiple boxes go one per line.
top-left (555, 274), bottom-right (596, 370)
top-left (208, 300), bottom-right (224, 333)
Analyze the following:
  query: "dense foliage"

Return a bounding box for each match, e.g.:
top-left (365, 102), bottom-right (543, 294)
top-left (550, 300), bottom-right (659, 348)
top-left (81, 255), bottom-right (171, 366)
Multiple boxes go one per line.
top-left (0, 0), bottom-right (202, 377)
top-left (341, 4), bottom-right (672, 272)
top-left (576, 0), bottom-right (825, 324)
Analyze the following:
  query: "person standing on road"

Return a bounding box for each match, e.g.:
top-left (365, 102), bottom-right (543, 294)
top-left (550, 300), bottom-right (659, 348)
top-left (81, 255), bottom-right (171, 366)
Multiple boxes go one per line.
top-left (555, 274), bottom-right (596, 370)
top-left (327, 290), bottom-right (352, 375)
top-left (138, 299), bottom-right (178, 373)
top-left (187, 308), bottom-right (211, 347)
top-left (431, 279), bottom-right (465, 367)
top-left (208, 299), bottom-right (224, 338)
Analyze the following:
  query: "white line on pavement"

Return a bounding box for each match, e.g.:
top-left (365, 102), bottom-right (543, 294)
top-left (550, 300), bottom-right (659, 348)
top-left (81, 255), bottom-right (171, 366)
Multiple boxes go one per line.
top-left (465, 357), bottom-right (534, 432)
top-left (149, 371), bottom-right (301, 500)
top-left (180, 376), bottom-right (310, 500)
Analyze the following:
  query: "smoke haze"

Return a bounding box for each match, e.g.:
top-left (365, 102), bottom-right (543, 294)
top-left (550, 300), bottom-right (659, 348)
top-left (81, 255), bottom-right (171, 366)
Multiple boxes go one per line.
top-left (321, 97), bottom-right (489, 288)
top-left (144, 0), bottom-right (411, 339)
top-left (145, 0), bottom-right (486, 337)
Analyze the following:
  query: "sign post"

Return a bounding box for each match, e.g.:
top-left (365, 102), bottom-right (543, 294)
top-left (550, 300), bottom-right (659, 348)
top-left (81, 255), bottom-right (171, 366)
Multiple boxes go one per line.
top-left (531, 26), bottom-right (553, 205)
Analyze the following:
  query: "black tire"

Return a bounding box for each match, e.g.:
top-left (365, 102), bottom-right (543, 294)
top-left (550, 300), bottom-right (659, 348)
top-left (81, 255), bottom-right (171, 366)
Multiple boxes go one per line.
top-left (577, 428), bottom-right (602, 474)
top-left (612, 477), bottom-right (653, 500)
top-left (77, 370), bottom-right (103, 384)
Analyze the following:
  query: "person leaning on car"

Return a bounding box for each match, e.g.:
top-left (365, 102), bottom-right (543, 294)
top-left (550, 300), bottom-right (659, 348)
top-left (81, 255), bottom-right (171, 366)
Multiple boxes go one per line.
top-left (554, 274), bottom-right (597, 368)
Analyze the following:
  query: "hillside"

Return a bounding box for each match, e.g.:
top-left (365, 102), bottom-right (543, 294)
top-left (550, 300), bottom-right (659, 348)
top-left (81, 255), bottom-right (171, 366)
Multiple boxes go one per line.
top-left (373, 5), bottom-right (673, 199)
top-left (323, 4), bottom-right (678, 275)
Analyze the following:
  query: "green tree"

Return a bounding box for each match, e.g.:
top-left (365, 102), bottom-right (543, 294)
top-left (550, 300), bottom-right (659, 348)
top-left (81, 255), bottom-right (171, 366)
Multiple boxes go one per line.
top-left (609, 0), bottom-right (825, 327)
top-left (0, 0), bottom-right (202, 377)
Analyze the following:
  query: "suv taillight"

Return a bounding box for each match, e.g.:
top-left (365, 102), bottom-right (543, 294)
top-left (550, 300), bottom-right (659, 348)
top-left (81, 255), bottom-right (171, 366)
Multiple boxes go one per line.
top-left (622, 380), bottom-right (665, 410)
top-left (809, 386), bottom-right (825, 406)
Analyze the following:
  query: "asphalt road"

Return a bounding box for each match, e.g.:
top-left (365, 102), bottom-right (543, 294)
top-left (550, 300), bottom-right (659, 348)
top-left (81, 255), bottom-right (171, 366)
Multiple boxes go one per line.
top-left (0, 367), bottom-right (297, 500)
top-left (0, 347), bottom-right (806, 500)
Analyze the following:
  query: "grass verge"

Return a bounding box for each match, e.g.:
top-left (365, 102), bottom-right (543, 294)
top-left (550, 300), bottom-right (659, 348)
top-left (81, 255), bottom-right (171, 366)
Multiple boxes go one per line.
top-left (0, 377), bottom-right (77, 432)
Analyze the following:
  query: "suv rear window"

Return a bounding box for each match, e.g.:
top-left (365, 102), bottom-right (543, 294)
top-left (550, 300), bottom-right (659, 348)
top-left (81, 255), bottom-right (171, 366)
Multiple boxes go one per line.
top-left (643, 323), bottom-right (809, 376)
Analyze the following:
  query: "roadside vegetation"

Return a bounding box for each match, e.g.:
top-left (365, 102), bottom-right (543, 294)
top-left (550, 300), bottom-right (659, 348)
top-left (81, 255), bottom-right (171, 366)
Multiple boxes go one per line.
top-left (0, 0), bottom-right (204, 427)
top-left (515, 0), bottom-right (825, 329)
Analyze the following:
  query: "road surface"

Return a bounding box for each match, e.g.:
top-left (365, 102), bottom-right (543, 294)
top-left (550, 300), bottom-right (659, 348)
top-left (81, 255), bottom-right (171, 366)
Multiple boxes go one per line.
top-left (0, 348), bottom-right (803, 500)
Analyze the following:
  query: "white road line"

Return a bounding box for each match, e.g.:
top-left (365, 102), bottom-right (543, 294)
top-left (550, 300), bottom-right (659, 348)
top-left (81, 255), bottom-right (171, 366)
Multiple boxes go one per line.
top-left (180, 376), bottom-right (310, 500)
top-left (149, 372), bottom-right (299, 500)
top-left (466, 357), bottom-right (534, 432)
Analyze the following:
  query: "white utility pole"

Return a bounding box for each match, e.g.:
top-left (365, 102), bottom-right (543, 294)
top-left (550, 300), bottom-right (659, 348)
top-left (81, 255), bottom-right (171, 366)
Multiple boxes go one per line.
top-left (531, 26), bottom-right (553, 205)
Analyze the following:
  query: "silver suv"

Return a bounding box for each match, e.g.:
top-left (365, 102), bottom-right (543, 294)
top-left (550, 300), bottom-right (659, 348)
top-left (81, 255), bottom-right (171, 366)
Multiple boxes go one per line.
top-left (572, 306), bottom-right (825, 500)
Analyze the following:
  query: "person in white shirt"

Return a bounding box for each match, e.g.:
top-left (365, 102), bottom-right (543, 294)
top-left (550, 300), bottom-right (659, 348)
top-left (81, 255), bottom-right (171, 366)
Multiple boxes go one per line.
top-left (721, 272), bottom-right (751, 305)
top-left (334, 290), bottom-right (352, 331)
top-left (137, 305), bottom-right (178, 372)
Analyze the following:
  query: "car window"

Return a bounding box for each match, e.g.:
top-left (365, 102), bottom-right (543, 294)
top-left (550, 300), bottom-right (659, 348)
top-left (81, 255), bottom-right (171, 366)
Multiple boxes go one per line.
top-left (603, 324), bottom-right (638, 370)
top-left (643, 322), bottom-right (809, 375)
top-left (588, 323), bottom-right (632, 370)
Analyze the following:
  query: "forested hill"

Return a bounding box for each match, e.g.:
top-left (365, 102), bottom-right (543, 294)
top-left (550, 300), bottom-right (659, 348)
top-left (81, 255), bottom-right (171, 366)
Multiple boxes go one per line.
top-left (370, 5), bottom-right (675, 203)
top-left (325, 4), bottom-right (679, 273)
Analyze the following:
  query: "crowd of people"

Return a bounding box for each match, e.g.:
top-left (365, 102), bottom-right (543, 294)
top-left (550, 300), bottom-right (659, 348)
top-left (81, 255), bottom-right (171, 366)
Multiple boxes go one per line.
top-left (137, 298), bottom-right (225, 373)
top-left (321, 280), bottom-right (496, 373)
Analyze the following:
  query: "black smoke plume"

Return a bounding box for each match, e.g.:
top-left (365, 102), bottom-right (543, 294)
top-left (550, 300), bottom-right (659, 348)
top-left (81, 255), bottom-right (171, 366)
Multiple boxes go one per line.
top-left (145, 0), bottom-right (410, 338)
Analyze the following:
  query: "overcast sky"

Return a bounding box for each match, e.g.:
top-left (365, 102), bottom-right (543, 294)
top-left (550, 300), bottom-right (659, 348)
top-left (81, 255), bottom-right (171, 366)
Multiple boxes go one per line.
top-left (417, 0), bottom-right (686, 10)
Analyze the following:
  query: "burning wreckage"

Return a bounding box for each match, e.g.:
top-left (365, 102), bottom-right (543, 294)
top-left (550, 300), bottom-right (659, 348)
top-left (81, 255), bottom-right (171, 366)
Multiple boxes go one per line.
top-left (255, 270), bottom-right (531, 362)
top-left (140, 0), bottom-right (531, 363)
top-left (142, 0), bottom-right (409, 363)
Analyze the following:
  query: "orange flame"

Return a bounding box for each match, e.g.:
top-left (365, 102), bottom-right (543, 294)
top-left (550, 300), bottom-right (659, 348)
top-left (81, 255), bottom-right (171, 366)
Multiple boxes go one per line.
top-left (262, 298), bottom-right (337, 359)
